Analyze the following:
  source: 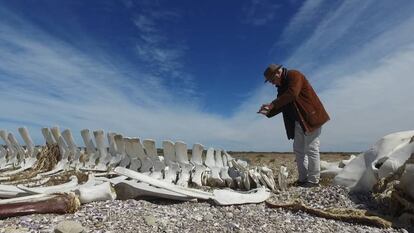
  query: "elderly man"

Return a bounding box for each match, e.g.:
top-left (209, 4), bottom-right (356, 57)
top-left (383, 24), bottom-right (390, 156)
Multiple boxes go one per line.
top-left (258, 64), bottom-right (330, 187)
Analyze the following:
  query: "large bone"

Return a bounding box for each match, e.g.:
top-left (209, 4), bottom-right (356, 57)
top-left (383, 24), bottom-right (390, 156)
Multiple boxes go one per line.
top-left (92, 130), bottom-right (110, 171)
top-left (0, 130), bottom-right (17, 166)
top-left (107, 132), bottom-right (121, 167)
top-left (143, 139), bottom-right (164, 179)
top-left (61, 129), bottom-right (81, 165)
top-left (190, 143), bottom-right (207, 187)
top-left (18, 127), bottom-right (37, 158)
top-left (17, 176), bottom-right (79, 194)
top-left (204, 148), bottom-right (225, 187)
top-left (114, 167), bottom-right (213, 200)
top-left (41, 127), bottom-right (56, 146)
top-left (115, 135), bottom-right (129, 167)
top-left (213, 187), bottom-right (271, 205)
top-left (0, 192), bottom-right (80, 219)
top-left (174, 141), bottom-right (192, 187)
top-left (124, 138), bottom-right (143, 172)
top-left (81, 129), bottom-right (98, 168)
top-left (114, 180), bottom-right (195, 201)
top-left (162, 140), bottom-right (180, 183)
top-left (76, 182), bottom-right (116, 204)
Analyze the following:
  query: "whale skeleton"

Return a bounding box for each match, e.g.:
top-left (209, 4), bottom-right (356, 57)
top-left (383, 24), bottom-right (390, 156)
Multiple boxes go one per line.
top-left (0, 126), bottom-right (278, 216)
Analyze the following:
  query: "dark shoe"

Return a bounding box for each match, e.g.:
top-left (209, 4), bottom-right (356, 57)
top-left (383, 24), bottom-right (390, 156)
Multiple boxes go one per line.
top-left (293, 180), bottom-right (308, 187)
top-left (302, 182), bottom-right (320, 188)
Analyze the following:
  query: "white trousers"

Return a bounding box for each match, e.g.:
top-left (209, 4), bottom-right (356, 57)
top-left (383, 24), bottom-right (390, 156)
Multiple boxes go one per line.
top-left (293, 121), bottom-right (321, 184)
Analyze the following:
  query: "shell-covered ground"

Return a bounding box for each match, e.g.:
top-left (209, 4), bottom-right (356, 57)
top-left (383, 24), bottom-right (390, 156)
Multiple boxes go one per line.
top-left (0, 152), bottom-right (412, 233)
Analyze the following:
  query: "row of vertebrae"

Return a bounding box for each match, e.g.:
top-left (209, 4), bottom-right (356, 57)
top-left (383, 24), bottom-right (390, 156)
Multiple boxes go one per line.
top-left (0, 126), bottom-right (276, 191)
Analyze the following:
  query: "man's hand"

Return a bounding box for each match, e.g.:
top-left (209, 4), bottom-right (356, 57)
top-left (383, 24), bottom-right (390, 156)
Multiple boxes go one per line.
top-left (257, 103), bottom-right (273, 115)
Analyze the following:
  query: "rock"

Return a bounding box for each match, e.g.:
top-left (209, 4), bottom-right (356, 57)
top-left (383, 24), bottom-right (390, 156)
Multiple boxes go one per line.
top-left (203, 214), bottom-right (213, 221)
top-left (54, 220), bottom-right (85, 233)
top-left (143, 215), bottom-right (157, 227)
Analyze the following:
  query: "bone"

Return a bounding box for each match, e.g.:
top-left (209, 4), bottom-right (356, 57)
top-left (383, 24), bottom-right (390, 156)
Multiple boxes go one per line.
top-left (81, 129), bottom-right (98, 168)
top-left (0, 192), bottom-right (80, 218)
top-left (61, 129), bottom-right (81, 164)
top-left (41, 128), bottom-right (56, 145)
top-left (143, 139), bottom-right (164, 179)
top-left (7, 132), bottom-right (25, 163)
top-left (204, 148), bottom-right (225, 187)
top-left (162, 140), bottom-right (180, 183)
top-left (174, 141), bottom-right (193, 187)
top-left (17, 176), bottom-right (79, 194)
top-left (115, 135), bottom-right (129, 167)
top-left (278, 166), bottom-right (288, 191)
top-left (18, 127), bottom-right (36, 157)
top-left (93, 130), bottom-right (110, 170)
top-left (190, 143), bottom-right (207, 187)
top-left (124, 138), bottom-right (142, 172)
top-left (114, 167), bottom-right (213, 200)
top-left (50, 126), bottom-right (62, 144)
top-left (114, 180), bottom-right (195, 201)
top-left (76, 182), bottom-right (116, 204)
top-left (213, 186), bottom-right (271, 205)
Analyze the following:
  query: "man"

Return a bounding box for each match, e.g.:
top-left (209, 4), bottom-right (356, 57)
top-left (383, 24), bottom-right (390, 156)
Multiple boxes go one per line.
top-left (258, 64), bottom-right (330, 187)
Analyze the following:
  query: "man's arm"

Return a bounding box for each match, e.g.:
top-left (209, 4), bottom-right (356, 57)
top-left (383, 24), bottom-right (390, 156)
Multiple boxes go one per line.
top-left (266, 71), bottom-right (303, 118)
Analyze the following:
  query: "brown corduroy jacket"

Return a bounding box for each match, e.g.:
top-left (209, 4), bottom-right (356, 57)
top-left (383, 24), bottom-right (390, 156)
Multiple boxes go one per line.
top-left (266, 69), bottom-right (330, 139)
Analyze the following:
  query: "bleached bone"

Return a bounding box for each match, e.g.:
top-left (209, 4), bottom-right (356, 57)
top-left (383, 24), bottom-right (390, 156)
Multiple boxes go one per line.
top-left (260, 167), bottom-right (276, 192)
top-left (114, 167), bottom-right (213, 200)
top-left (190, 143), bottom-right (207, 187)
top-left (400, 164), bottom-right (414, 199)
top-left (204, 148), bottom-right (224, 187)
top-left (278, 166), bottom-right (288, 191)
top-left (41, 127), bottom-right (56, 146)
top-left (0, 130), bottom-right (17, 166)
top-left (0, 147), bottom-right (7, 168)
top-left (162, 140), bottom-right (180, 183)
top-left (0, 192), bottom-right (80, 218)
top-left (143, 139), bottom-right (164, 179)
top-left (18, 127), bottom-right (37, 158)
top-left (114, 180), bottom-right (195, 201)
top-left (0, 184), bottom-right (28, 198)
top-left (81, 129), bottom-right (98, 168)
top-left (115, 135), bottom-right (129, 167)
top-left (213, 187), bottom-right (270, 205)
top-left (174, 141), bottom-right (193, 187)
top-left (248, 168), bottom-right (263, 188)
top-left (61, 129), bottom-right (81, 165)
top-left (17, 176), bottom-right (79, 194)
top-left (50, 126), bottom-right (61, 144)
top-left (339, 154), bottom-right (356, 168)
top-left (7, 132), bottom-right (25, 164)
top-left (76, 182), bottom-right (116, 204)
top-left (334, 130), bottom-right (414, 192)
top-left (124, 138), bottom-right (143, 172)
top-left (214, 149), bottom-right (233, 187)
top-left (92, 130), bottom-right (110, 171)
top-left (375, 141), bottom-right (414, 180)
top-left (107, 132), bottom-right (121, 167)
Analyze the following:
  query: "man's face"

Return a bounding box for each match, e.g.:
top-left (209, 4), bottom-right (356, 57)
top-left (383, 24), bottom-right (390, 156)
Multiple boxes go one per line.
top-left (268, 69), bottom-right (282, 86)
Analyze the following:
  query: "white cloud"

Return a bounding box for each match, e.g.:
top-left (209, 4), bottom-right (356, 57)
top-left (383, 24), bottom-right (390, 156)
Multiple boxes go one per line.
top-left (242, 0), bottom-right (281, 26)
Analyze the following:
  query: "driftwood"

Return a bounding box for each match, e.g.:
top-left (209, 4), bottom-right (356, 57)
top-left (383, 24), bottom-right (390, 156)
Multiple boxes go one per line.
top-left (266, 200), bottom-right (392, 228)
top-left (0, 192), bottom-right (80, 219)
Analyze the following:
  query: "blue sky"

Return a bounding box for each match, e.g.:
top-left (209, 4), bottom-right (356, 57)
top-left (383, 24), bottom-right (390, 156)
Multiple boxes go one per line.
top-left (1, 0), bottom-right (414, 151)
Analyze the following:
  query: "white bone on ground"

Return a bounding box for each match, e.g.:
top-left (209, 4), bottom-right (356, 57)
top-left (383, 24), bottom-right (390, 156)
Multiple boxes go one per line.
top-left (76, 182), bottom-right (116, 204)
top-left (377, 141), bottom-right (414, 179)
top-left (115, 180), bottom-right (196, 201)
top-left (114, 167), bottom-right (213, 200)
top-left (213, 187), bottom-right (271, 205)
top-left (214, 149), bottom-right (224, 168)
top-left (17, 175), bottom-right (79, 194)
top-left (278, 166), bottom-right (288, 191)
top-left (334, 130), bottom-right (414, 192)
top-left (41, 128), bottom-right (56, 145)
top-left (190, 143), bottom-right (204, 166)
